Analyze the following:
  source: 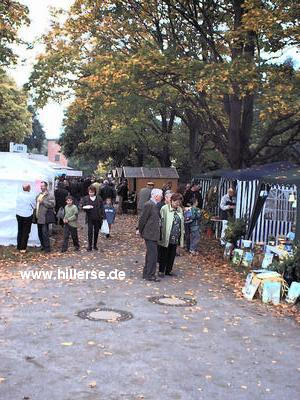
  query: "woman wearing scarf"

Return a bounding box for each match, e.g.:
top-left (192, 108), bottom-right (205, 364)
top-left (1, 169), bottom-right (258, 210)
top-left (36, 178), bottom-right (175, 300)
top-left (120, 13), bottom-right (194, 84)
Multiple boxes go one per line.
top-left (158, 193), bottom-right (184, 277)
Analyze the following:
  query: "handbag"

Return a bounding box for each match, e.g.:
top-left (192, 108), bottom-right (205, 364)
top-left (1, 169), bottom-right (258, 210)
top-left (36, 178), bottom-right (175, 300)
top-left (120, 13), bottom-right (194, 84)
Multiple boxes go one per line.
top-left (56, 206), bottom-right (65, 220)
top-left (32, 208), bottom-right (37, 224)
top-left (100, 219), bottom-right (110, 235)
top-left (46, 208), bottom-right (57, 224)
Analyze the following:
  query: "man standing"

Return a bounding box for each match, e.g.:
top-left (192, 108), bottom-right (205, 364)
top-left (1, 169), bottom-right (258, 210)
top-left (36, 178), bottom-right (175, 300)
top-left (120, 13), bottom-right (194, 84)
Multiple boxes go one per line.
top-left (219, 187), bottom-right (236, 245)
top-left (54, 182), bottom-right (69, 225)
top-left (138, 188), bottom-right (163, 282)
top-left (100, 180), bottom-right (115, 202)
top-left (116, 179), bottom-right (128, 214)
top-left (137, 182), bottom-right (154, 214)
top-left (36, 181), bottom-right (55, 253)
top-left (16, 184), bottom-right (36, 253)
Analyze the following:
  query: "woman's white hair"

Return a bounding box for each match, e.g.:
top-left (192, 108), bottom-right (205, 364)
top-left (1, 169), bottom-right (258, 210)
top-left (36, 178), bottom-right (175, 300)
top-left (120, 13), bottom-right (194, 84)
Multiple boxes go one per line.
top-left (151, 188), bottom-right (163, 198)
top-left (165, 190), bottom-right (173, 199)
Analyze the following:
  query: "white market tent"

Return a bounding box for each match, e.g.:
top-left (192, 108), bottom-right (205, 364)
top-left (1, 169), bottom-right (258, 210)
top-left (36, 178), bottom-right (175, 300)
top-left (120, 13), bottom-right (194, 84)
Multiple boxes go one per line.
top-left (0, 153), bottom-right (56, 246)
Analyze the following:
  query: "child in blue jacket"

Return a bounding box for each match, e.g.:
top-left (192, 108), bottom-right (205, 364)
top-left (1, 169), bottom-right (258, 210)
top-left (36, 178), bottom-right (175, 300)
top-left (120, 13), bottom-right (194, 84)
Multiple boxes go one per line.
top-left (104, 198), bottom-right (116, 238)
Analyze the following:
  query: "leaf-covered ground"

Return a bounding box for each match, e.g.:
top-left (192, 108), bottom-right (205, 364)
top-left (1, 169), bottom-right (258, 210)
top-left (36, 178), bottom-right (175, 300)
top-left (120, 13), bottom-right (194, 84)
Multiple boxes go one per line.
top-left (1, 213), bottom-right (299, 324)
top-left (0, 213), bottom-right (300, 399)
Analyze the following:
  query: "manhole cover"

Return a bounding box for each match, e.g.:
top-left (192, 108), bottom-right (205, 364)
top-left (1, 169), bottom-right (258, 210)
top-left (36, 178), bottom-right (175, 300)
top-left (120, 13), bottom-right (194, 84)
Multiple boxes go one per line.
top-left (148, 296), bottom-right (197, 307)
top-left (76, 308), bottom-right (133, 322)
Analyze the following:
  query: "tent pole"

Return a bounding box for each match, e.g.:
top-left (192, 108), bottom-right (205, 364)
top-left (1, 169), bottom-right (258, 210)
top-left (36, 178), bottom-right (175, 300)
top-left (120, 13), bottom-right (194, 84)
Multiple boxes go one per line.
top-left (246, 182), bottom-right (269, 240)
top-left (296, 184), bottom-right (300, 243)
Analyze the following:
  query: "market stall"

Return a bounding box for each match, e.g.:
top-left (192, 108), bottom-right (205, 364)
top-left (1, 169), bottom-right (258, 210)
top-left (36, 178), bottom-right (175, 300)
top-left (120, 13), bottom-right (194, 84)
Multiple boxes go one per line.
top-left (0, 153), bottom-right (55, 246)
top-left (194, 162), bottom-right (299, 243)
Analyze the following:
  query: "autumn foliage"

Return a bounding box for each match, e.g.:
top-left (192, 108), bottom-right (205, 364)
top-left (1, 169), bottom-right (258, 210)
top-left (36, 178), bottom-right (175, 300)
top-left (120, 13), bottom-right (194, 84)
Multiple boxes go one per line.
top-left (27, 0), bottom-right (300, 171)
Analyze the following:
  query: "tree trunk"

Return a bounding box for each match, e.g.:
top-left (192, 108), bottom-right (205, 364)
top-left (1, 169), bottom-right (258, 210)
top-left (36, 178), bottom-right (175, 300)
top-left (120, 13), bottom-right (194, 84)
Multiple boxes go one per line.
top-left (227, 0), bottom-right (255, 168)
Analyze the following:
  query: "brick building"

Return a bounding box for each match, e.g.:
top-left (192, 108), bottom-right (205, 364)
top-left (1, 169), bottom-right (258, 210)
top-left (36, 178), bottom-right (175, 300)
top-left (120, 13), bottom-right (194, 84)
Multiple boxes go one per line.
top-left (47, 139), bottom-right (68, 167)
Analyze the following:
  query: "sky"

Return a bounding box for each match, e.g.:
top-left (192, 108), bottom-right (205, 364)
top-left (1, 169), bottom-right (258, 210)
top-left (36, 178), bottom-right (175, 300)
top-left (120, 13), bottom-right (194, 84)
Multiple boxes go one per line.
top-left (8, 0), bottom-right (74, 139)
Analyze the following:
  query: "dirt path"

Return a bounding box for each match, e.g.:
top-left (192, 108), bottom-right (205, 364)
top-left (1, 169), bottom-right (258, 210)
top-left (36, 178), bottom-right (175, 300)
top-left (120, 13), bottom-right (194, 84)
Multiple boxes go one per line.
top-left (0, 214), bottom-right (299, 399)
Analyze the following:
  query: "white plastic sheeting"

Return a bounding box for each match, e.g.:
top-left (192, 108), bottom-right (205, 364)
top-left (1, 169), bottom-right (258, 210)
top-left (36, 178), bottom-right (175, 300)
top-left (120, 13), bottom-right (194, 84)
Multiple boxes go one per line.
top-left (0, 153), bottom-right (56, 246)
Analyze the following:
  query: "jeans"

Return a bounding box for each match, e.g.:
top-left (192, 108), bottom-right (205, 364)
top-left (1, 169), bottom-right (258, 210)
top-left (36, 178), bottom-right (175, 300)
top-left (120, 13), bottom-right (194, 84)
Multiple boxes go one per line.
top-left (190, 229), bottom-right (200, 252)
top-left (16, 215), bottom-right (32, 250)
top-left (87, 219), bottom-right (101, 248)
top-left (62, 224), bottom-right (79, 251)
top-left (37, 223), bottom-right (50, 251)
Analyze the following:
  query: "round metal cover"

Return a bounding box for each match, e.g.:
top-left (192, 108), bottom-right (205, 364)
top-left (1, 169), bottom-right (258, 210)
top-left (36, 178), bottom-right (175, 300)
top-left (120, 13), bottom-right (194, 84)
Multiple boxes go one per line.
top-left (148, 295), bottom-right (197, 307)
top-left (76, 307), bottom-right (133, 322)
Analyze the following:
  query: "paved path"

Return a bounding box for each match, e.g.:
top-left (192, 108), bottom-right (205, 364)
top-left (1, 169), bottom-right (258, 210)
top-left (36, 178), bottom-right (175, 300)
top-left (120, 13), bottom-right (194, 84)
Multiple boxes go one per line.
top-left (0, 215), bottom-right (299, 400)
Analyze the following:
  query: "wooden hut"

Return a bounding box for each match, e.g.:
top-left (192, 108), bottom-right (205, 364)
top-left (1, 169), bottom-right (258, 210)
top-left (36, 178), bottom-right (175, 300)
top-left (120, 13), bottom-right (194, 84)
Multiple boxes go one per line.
top-left (122, 167), bottom-right (179, 194)
top-left (111, 167), bottom-right (122, 182)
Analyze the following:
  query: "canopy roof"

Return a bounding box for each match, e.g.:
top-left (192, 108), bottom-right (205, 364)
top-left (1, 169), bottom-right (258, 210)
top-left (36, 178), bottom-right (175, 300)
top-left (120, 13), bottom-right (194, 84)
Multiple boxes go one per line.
top-left (123, 167), bottom-right (179, 179)
top-left (0, 153), bottom-right (55, 182)
top-left (196, 162), bottom-right (300, 185)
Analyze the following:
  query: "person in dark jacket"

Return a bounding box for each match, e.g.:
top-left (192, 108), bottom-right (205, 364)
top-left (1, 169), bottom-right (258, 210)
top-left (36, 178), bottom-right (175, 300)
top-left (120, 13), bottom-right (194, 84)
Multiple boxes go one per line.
top-left (81, 185), bottom-right (106, 251)
top-left (69, 180), bottom-right (81, 206)
top-left (183, 183), bottom-right (203, 209)
top-left (36, 181), bottom-right (56, 253)
top-left (137, 182), bottom-right (154, 214)
top-left (100, 180), bottom-right (115, 202)
top-left (54, 183), bottom-right (69, 225)
top-left (117, 179), bottom-right (128, 214)
top-left (83, 177), bottom-right (92, 196)
top-left (138, 188), bottom-right (163, 282)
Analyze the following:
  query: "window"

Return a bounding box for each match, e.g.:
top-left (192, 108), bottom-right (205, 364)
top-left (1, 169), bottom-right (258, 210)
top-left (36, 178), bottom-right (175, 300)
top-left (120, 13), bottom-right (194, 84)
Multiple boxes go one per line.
top-left (264, 188), bottom-right (296, 222)
top-left (55, 154), bottom-right (60, 162)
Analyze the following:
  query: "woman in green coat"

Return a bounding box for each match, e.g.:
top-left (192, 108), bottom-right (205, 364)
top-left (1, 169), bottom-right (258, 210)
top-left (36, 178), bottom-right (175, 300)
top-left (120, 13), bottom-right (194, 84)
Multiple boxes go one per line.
top-left (159, 193), bottom-right (185, 276)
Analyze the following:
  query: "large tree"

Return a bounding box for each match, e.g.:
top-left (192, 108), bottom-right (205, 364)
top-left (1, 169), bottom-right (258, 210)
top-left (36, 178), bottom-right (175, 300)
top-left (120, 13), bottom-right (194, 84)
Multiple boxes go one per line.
top-left (28, 0), bottom-right (300, 170)
top-left (0, 71), bottom-right (32, 151)
top-left (23, 106), bottom-right (46, 153)
top-left (0, 0), bottom-right (29, 67)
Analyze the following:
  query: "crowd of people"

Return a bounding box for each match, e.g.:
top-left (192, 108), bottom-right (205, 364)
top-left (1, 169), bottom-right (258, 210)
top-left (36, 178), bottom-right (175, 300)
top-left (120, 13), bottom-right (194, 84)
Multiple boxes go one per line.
top-left (15, 176), bottom-right (121, 254)
top-left (137, 181), bottom-right (205, 282)
top-left (15, 175), bottom-right (209, 283)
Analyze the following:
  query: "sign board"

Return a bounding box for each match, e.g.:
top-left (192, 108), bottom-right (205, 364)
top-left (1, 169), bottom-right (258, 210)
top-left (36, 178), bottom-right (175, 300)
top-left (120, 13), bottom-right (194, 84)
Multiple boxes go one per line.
top-left (9, 142), bottom-right (27, 153)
